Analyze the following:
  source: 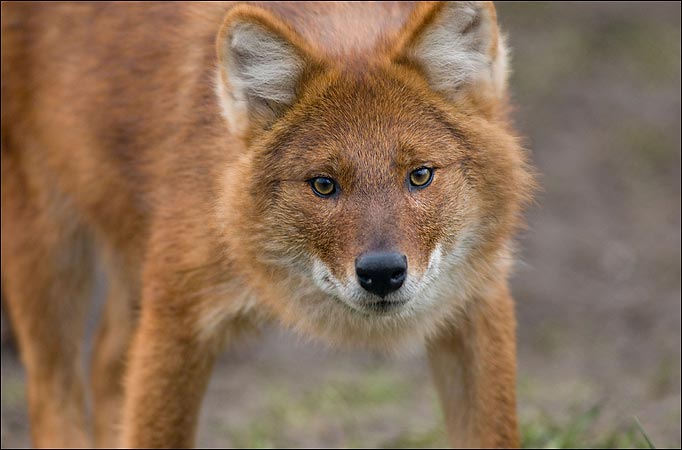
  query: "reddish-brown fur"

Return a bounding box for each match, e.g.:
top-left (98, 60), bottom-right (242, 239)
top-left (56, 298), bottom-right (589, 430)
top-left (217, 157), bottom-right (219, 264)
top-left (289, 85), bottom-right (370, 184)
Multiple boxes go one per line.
top-left (1, 2), bottom-right (534, 448)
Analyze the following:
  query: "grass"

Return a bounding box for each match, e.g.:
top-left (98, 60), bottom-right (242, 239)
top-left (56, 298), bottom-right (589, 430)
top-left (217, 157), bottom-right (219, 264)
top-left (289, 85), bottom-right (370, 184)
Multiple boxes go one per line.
top-left (0, 375), bottom-right (25, 409)
top-left (634, 417), bottom-right (656, 449)
top-left (221, 369), bottom-right (657, 448)
top-left (1, 358), bottom-right (665, 448)
top-left (0, 356), bottom-right (667, 448)
top-left (521, 405), bottom-right (653, 449)
top-left (225, 367), bottom-right (442, 448)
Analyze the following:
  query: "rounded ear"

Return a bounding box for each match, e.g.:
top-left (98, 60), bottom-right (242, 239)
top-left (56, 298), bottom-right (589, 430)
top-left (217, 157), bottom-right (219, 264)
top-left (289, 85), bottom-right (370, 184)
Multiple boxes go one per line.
top-left (390, 1), bottom-right (509, 103)
top-left (215, 4), bottom-right (324, 138)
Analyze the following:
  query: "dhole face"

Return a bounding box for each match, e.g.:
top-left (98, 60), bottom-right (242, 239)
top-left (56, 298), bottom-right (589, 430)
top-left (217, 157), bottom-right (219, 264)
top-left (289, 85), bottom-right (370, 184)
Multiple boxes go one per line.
top-left (221, 64), bottom-right (524, 347)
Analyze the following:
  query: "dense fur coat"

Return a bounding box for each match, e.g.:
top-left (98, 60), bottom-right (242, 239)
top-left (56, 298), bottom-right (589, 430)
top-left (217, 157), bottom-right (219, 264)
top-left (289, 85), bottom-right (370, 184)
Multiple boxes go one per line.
top-left (1, 2), bottom-right (534, 447)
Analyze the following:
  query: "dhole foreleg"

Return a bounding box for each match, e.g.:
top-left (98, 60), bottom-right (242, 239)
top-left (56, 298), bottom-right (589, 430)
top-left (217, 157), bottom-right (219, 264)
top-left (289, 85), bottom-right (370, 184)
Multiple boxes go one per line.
top-left (1, 151), bottom-right (94, 448)
top-left (90, 255), bottom-right (138, 448)
top-left (120, 285), bottom-right (219, 447)
top-left (427, 285), bottom-right (520, 448)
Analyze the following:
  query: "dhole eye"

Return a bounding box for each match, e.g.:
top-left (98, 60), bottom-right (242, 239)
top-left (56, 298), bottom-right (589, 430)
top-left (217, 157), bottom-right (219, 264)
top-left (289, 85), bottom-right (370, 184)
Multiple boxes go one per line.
top-left (409, 167), bottom-right (433, 189)
top-left (310, 177), bottom-right (337, 197)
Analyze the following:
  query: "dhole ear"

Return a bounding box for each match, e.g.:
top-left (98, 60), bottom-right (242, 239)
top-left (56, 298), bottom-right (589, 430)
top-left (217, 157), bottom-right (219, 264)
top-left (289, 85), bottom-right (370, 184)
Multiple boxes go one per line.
top-left (216, 5), bottom-right (322, 137)
top-left (392, 1), bottom-right (508, 103)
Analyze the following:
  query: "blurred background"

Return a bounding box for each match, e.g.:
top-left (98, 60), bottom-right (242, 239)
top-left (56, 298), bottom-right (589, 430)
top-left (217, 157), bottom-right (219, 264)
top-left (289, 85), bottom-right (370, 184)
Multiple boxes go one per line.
top-left (2, 2), bottom-right (680, 448)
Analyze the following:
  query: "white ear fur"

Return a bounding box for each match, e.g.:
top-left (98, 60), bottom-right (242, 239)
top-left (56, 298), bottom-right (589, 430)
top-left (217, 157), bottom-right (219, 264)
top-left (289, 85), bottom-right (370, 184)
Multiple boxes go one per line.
top-left (217, 20), bottom-right (306, 135)
top-left (403, 2), bottom-right (509, 101)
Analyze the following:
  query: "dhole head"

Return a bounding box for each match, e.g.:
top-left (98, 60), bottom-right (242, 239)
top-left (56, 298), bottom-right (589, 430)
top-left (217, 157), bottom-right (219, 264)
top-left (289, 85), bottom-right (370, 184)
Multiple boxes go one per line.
top-left (214, 2), bottom-right (534, 348)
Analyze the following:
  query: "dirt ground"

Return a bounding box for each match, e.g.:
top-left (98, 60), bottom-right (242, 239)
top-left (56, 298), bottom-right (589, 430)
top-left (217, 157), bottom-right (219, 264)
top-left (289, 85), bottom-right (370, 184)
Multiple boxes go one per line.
top-left (2, 2), bottom-right (680, 448)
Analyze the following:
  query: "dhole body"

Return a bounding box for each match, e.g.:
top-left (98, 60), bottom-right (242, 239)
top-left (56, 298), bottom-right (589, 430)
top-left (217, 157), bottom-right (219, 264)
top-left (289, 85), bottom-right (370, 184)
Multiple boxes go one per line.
top-left (1, 2), bottom-right (534, 448)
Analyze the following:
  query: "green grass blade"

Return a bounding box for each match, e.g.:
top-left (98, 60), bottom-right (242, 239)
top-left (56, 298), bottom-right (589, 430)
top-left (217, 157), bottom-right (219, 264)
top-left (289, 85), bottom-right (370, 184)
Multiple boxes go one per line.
top-left (634, 417), bottom-right (656, 449)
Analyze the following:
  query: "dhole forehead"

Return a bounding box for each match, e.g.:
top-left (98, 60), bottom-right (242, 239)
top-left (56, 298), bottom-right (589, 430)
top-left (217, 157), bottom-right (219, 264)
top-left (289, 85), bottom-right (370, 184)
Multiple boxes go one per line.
top-left (256, 2), bottom-right (417, 58)
top-left (261, 71), bottom-right (472, 180)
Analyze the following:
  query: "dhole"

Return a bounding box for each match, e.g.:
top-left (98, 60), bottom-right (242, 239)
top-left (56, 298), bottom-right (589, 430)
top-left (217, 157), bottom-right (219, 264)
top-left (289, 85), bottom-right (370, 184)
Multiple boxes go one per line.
top-left (1, 1), bottom-right (534, 448)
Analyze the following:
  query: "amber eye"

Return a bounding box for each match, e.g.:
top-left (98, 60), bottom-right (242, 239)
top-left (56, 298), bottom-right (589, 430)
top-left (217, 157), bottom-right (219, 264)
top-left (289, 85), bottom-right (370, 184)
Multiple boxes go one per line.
top-left (310, 177), bottom-right (336, 197)
top-left (409, 167), bottom-right (434, 188)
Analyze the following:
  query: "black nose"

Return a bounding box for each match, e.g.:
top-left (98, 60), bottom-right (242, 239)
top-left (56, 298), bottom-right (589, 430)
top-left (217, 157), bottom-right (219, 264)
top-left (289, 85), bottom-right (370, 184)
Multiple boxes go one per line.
top-left (355, 252), bottom-right (407, 298)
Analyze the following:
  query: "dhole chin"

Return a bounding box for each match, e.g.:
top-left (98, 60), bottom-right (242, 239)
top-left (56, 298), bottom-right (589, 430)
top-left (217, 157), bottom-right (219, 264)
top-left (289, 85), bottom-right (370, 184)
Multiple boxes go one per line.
top-left (1, 1), bottom-right (534, 448)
